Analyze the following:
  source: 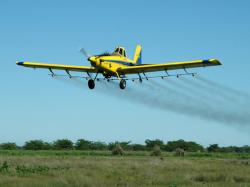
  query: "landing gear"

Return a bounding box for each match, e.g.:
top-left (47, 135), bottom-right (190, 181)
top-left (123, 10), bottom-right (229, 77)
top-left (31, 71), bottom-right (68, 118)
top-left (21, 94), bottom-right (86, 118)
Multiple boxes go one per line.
top-left (88, 79), bottom-right (95, 89)
top-left (119, 79), bottom-right (126, 89)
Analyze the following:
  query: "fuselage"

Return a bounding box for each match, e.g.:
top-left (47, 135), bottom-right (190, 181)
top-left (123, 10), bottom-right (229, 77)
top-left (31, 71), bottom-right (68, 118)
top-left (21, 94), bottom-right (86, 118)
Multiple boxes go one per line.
top-left (89, 54), bottom-right (135, 77)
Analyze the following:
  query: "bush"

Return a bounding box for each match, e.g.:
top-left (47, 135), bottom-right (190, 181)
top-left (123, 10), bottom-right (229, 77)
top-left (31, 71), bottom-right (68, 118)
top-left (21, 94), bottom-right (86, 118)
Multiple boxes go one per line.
top-left (174, 148), bottom-right (185, 157)
top-left (112, 144), bottom-right (124, 155)
top-left (53, 139), bottom-right (73, 150)
top-left (0, 161), bottom-right (9, 173)
top-left (192, 174), bottom-right (226, 182)
top-left (24, 140), bottom-right (51, 150)
top-left (165, 139), bottom-right (203, 152)
top-left (145, 139), bottom-right (164, 149)
top-left (207, 144), bottom-right (220, 152)
top-left (108, 141), bottom-right (132, 151)
top-left (151, 145), bottom-right (161, 156)
top-left (0, 142), bottom-right (17, 150)
top-left (16, 165), bottom-right (50, 175)
top-left (89, 141), bottom-right (107, 150)
top-left (75, 139), bottom-right (92, 150)
top-left (131, 144), bottom-right (147, 151)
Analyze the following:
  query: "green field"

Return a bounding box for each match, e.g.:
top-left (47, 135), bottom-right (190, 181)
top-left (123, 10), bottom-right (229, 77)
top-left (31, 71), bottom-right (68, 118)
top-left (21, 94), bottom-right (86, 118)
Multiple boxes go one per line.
top-left (0, 151), bottom-right (250, 187)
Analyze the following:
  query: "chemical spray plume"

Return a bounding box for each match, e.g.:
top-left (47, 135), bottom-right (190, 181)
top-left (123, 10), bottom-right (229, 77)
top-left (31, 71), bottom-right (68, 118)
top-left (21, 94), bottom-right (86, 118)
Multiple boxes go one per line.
top-left (197, 75), bottom-right (250, 99)
top-left (146, 79), bottom-right (250, 126)
top-left (52, 76), bottom-right (250, 127)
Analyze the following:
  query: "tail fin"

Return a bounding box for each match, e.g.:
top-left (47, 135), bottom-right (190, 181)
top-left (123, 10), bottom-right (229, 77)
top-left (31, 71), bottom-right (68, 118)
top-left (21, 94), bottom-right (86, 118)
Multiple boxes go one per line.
top-left (133, 45), bottom-right (142, 65)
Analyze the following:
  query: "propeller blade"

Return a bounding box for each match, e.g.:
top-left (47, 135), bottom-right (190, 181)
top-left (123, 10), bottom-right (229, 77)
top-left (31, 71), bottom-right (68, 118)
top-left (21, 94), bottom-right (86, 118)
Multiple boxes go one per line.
top-left (79, 48), bottom-right (91, 58)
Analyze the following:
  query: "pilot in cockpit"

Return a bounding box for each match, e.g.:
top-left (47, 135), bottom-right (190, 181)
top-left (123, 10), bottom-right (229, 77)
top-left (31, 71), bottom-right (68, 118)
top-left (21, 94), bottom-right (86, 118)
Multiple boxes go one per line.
top-left (113, 47), bottom-right (127, 57)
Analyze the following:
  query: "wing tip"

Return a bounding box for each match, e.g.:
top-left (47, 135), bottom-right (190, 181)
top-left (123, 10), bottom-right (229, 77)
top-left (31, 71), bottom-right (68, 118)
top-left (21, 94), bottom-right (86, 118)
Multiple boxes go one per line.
top-left (210, 59), bottom-right (222, 65)
top-left (203, 59), bottom-right (222, 66)
top-left (16, 61), bottom-right (24, 65)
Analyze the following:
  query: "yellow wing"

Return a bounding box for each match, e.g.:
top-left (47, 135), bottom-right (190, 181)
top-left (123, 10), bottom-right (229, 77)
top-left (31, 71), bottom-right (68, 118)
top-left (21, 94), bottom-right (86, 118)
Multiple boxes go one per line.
top-left (117, 59), bottom-right (221, 74)
top-left (16, 61), bottom-right (97, 73)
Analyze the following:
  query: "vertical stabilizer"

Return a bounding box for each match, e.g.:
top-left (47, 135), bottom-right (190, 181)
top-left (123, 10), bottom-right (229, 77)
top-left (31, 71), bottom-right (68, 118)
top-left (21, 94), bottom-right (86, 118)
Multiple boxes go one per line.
top-left (133, 45), bottom-right (142, 64)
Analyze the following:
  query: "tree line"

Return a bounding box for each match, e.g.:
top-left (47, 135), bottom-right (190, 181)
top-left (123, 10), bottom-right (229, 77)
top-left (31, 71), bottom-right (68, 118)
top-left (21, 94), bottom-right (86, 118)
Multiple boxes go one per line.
top-left (0, 139), bottom-right (250, 153)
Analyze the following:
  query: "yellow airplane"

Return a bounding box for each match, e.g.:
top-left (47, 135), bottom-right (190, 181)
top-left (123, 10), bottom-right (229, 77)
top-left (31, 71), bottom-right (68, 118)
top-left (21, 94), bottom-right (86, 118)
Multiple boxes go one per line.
top-left (16, 45), bottom-right (221, 89)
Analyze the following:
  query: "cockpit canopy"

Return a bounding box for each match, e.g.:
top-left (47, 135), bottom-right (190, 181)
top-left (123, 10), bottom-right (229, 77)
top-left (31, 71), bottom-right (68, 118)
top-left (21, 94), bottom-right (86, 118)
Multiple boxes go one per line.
top-left (114, 47), bottom-right (127, 57)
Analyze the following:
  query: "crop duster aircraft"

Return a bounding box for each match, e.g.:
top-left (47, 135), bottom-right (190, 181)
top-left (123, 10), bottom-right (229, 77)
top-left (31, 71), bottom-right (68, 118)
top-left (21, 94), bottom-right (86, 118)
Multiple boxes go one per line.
top-left (16, 45), bottom-right (221, 89)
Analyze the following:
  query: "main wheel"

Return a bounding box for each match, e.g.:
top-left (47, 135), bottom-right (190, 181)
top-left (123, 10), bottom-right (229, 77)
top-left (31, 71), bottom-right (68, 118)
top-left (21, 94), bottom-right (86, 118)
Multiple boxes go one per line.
top-left (119, 79), bottom-right (126, 89)
top-left (88, 79), bottom-right (95, 89)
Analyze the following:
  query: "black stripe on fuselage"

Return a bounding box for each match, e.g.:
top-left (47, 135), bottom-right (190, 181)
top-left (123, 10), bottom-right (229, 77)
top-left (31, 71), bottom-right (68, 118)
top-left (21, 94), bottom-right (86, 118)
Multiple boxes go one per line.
top-left (105, 60), bottom-right (151, 66)
top-left (105, 60), bottom-right (134, 66)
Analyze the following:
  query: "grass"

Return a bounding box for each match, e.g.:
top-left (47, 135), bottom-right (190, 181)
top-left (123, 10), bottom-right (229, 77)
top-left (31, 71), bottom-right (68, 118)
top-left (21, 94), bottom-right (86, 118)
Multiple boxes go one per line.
top-left (0, 151), bottom-right (250, 187)
top-left (1, 150), bottom-right (250, 158)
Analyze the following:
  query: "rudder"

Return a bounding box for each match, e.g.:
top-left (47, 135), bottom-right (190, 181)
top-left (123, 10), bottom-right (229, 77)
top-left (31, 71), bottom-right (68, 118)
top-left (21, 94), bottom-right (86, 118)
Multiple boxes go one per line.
top-left (133, 45), bottom-right (142, 65)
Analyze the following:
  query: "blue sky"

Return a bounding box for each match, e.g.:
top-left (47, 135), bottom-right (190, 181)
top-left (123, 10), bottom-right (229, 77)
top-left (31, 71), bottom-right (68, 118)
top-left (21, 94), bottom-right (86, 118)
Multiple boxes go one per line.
top-left (1, 0), bottom-right (250, 146)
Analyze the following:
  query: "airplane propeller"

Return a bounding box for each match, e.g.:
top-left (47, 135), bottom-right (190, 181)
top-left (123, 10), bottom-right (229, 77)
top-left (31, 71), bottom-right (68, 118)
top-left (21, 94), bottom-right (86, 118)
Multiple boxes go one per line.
top-left (79, 47), bottom-right (95, 71)
top-left (79, 47), bottom-right (111, 59)
top-left (79, 48), bottom-right (91, 58)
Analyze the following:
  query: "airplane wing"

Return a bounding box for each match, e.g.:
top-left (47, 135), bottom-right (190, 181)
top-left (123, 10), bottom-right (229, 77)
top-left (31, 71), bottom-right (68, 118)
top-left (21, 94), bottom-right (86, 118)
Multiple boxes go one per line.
top-left (117, 59), bottom-right (221, 75)
top-left (16, 61), bottom-right (97, 73)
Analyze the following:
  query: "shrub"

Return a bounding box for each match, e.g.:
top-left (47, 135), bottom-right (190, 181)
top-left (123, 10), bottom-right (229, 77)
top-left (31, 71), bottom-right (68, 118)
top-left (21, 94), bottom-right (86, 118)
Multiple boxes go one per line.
top-left (165, 139), bottom-right (203, 152)
top-left (112, 144), bottom-right (124, 155)
top-left (24, 140), bottom-right (51, 150)
top-left (0, 161), bottom-right (9, 173)
top-left (0, 142), bottom-right (17, 150)
top-left (53, 139), bottom-right (74, 150)
top-left (192, 174), bottom-right (226, 182)
top-left (151, 145), bottom-right (161, 156)
top-left (174, 148), bottom-right (185, 157)
top-left (89, 141), bottom-right (107, 150)
top-left (207, 144), bottom-right (220, 152)
top-left (75, 139), bottom-right (92, 150)
top-left (233, 176), bottom-right (250, 183)
top-left (145, 139), bottom-right (164, 149)
top-left (131, 144), bottom-right (147, 151)
top-left (15, 165), bottom-right (50, 174)
top-left (109, 141), bottom-right (131, 151)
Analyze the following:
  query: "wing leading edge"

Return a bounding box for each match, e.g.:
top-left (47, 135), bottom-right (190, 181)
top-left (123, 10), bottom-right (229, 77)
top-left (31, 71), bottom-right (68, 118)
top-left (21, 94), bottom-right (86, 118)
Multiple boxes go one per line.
top-left (16, 61), bottom-right (97, 73)
top-left (117, 59), bottom-right (221, 74)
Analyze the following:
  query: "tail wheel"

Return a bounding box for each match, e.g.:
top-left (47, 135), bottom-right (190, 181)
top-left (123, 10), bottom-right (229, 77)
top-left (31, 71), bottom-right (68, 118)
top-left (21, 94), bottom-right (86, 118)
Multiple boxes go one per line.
top-left (119, 79), bottom-right (126, 89)
top-left (88, 79), bottom-right (95, 89)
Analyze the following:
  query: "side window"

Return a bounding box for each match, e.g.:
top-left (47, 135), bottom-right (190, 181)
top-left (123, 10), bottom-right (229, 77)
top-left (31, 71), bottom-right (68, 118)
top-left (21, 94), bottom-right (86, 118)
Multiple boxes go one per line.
top-left (115, 48), bottom-right (119, 53)
top-left (119, 48), bottom-right (123, 56)
top-left (124, 51), bottom-right (126, 57)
